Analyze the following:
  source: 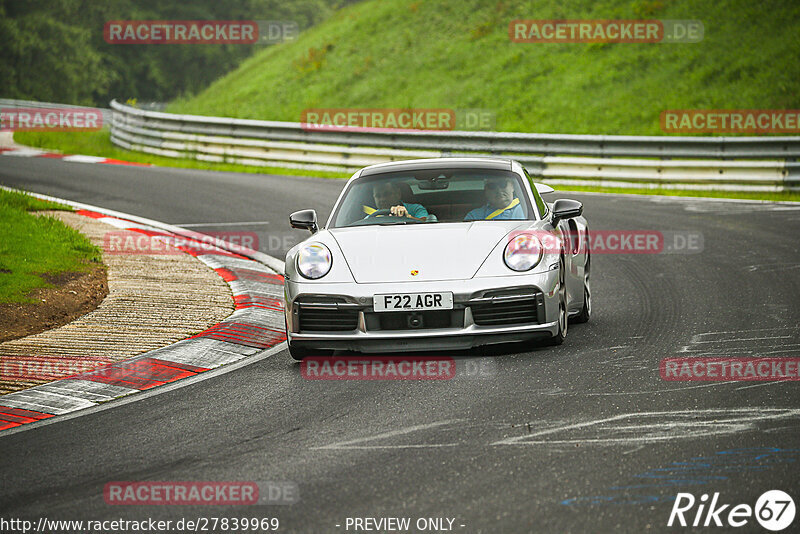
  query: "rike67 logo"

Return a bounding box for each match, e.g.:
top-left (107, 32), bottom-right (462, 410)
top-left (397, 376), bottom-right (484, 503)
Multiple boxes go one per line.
top-left (668, 490), bottom-right (795, 531)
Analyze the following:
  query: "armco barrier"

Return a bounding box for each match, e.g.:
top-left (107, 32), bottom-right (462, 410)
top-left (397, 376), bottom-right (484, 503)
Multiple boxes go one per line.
top-left (0, 98), bottom-right (112, 126)
top-left (12, 98), bottom-right (799, 192)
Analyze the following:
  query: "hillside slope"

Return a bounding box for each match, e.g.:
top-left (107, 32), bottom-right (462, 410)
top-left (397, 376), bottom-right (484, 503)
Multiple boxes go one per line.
top-left (169, 0), bottom-right (800, 135)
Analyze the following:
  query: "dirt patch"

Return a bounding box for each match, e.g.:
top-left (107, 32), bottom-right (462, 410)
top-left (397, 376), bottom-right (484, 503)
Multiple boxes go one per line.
top-left (0, 266), bottom-right (108, 342)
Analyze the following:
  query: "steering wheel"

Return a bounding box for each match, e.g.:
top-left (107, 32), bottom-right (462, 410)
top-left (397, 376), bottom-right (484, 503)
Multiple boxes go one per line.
top-left (365, 208), bottom-right (395, 218)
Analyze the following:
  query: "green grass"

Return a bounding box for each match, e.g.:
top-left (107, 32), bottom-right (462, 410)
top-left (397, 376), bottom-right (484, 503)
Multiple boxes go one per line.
top-left (0, 188), bottom-right (72, 212)
top-left (169, 0), bottom-right (799, 135)
top-left (13, 130), bottom-right (350, 179)
top-left (0, 189), bottom-right (103, 304)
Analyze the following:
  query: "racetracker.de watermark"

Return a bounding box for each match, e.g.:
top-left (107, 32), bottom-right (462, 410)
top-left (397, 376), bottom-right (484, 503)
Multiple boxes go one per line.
top-left (103, 231), bottom-right (258, 255)
top-left (300, 108), bottom-right (496, 132)
top-left (661, 110), bottom-right (800, 134)
top-left (509, 19), bottom-right (703, 43)
top-left (661, 358), bottom-right (800, 381)
top-left (1, 356), bottom-right (113, 382)
top-left (104, 481), bottom-right (298, 505)
top-left (0, 108), bottom-right (102, 132)
top-left (301, 356), bottom-right (496, 381)
top-left (509, 230), bottom-right (703, 255)
top-left (103, 20), bottom-right (298, 45)
top-left (301, 356), bottom-right (456, 380)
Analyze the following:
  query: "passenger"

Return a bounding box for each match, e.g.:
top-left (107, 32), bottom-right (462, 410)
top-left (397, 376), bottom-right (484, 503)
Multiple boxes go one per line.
top-left (366, 182), bottom-right (429, 220)
top-left (464, 177), bottom-right (524, 220)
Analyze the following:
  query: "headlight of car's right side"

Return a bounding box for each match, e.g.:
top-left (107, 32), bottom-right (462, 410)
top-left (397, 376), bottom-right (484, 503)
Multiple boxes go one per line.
top-left (297, 242), bottom-right (332, 279)
top-left (503, 234), bottom-right (543, 272)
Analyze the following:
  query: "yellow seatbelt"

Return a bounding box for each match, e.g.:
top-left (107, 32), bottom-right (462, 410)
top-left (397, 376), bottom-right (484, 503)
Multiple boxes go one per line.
top-left (486, 198), bottom-right (520, 220)
top-left (363, 205), bottom-right (376, 215)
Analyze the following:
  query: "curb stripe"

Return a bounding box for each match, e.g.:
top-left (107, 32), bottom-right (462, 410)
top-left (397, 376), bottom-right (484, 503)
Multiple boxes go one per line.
top-left (0, 148), bottom-right (151, 166)
top-left (0, 202), bottom-right (287, 433)
top-left (0, 407), bottom-right (56, 420)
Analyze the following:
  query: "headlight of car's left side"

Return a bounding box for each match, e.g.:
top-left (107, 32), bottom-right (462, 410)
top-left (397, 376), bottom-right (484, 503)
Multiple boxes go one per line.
top-left (297, 242), bottom-right (332, 279)
top-left (503, 234), bottom-right (543, 272)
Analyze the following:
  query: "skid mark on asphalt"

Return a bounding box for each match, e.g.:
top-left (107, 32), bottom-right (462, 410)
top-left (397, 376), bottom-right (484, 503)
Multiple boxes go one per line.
top-left (679, 327), bottom-right (800, 357)
top-left (312, 409), bottom-right (800, 450)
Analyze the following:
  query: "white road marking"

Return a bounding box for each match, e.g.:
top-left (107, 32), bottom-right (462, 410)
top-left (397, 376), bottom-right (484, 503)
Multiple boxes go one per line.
top-left (583, 382), bottom-right (731, 395)
top-left (2, 148), bottom-right (48, 157)
top-left (690, 327), bottom-right (793, 338)
top-left (313, 420), bottom-right (462, 450)
top-left (689, 336), bottom-right (793, 344)
top-left (491, 408), bottom-right (800, 446)
top-left (62, 155), bottom-right (106, 163)
top-left (679, 327), bottom-right (799, 357)
top-left (312, 409), bottom-right (800, 451)
top-left (735, 381), bottom-right (790, 391)
top-left (746, 263), bottom-right (800, 273)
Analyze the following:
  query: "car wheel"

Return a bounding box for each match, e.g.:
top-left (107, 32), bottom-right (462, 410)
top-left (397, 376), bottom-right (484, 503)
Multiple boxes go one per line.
top-left (547, 256), bottom-right (568, 345)
top-left (572, 251), bottom-right (591, 324)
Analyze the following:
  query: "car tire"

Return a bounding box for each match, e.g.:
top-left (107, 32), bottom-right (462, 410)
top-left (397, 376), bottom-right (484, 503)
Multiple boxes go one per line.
top-left (547, 256), bottom-right (568, 345)
top-left (572, 251), bottom-right (591, 324)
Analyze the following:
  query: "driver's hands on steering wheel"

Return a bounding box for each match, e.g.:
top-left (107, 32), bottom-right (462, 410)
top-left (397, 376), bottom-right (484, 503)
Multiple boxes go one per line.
top-left (389, 205), bottom-right (409, 217)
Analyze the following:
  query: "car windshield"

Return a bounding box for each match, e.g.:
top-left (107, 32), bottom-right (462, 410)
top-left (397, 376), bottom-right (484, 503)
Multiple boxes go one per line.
top-left (330, 168), bottom-right (536, 228)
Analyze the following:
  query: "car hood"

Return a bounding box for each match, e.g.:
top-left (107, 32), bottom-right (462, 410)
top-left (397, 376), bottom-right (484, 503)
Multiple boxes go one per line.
top-left (329, 221), bottom-right (530, 283)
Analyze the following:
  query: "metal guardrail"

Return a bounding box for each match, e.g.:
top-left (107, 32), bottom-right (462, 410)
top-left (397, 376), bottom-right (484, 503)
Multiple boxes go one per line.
top-left (0, 98), bottom-right (112, 126)
top-left (10, 98), bottom-right (783, 192)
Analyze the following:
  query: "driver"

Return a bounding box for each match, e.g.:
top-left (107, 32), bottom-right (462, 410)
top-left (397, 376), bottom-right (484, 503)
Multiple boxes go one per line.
top-left (366, 182), bottom-right (429, 220)
top-left (464, 177), bottom-right (524, 221)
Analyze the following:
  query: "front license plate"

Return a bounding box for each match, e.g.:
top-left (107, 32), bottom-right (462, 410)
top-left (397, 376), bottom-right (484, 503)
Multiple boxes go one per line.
top-left (373, 292), bottom-right (454, 312)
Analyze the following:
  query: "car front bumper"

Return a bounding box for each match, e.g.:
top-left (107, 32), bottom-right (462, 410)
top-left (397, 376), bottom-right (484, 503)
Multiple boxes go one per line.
top-left (285, 269), bottom-right (560, 353)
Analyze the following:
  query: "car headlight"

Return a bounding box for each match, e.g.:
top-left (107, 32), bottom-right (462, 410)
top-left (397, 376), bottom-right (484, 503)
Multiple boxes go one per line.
top-left (297, 243), bottom-right (332, 279)
top-left (503, 234), bottom-right (543, 272)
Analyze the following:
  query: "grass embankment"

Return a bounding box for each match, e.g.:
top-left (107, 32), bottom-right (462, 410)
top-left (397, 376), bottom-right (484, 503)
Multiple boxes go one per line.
top-left (15, 0), bottom-right (800, 201)
top-left (0, 189), bottom-right (102, 303)
top-left (170, 0), bottom-right (799, 135)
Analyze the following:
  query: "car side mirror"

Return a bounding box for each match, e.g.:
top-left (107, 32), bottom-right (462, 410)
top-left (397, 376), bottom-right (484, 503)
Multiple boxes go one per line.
top-left (290, 209), bottom-right (318, 233)
top-left (551, 199), bottom-right (582, 226)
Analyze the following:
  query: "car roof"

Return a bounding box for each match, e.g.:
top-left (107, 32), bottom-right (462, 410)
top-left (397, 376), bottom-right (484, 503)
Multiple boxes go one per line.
top-left (359, 157), bottom-right (514, 177)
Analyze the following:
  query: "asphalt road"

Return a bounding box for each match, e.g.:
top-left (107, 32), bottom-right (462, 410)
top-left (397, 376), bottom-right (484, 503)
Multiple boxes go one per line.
top-left (1, 157), bottom-right (799, 533)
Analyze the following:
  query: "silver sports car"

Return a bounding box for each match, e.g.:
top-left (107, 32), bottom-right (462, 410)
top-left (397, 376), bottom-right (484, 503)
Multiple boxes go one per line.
top-left (284, 157), bottom-right (590, 360)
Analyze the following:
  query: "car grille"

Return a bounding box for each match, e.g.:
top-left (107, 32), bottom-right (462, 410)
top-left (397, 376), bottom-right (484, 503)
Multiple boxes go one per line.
top-left (470, 291), bottom-right (543, 326)
top-left (365, 310), bottom-right (464, 331)
top-left (298, 307), bottom-right (359, 332)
